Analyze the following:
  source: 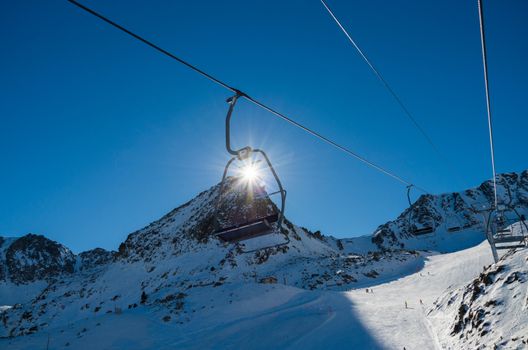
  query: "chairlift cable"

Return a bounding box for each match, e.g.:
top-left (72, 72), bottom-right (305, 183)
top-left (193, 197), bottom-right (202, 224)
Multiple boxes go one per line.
top-left (66, 0), bottom-right (237, 93)
top-left (477, 0), bottom-right (499, 209)
top-left (66, 0), bottom-right (428, 193)
top-left (319, 0), bottom-right (453, 172)
top-left (244, 95), bottom-right (427, 191)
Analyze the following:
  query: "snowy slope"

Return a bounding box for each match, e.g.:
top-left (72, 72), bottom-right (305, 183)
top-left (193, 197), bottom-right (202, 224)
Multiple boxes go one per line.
top-left (0, 235), bottom-right (78, 306)
top-left (1, 171), bottom-right (527, 349)
top-left (429, 246), bottom-right (528, 349)
top-left (0, 242), bottom-right (496, 350)
top-left (373, 171), bottom-right (528, 252)
top-left (0, 178), bottom-right (424, 341)
top-left (168, 241), bottom-right (495, 350)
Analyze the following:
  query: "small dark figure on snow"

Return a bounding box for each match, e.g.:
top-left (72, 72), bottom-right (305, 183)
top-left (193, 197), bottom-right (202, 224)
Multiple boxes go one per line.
top-left (405, 301), bottom-right (408, 309)
top-left (140, 291), bottom-right (148, 304)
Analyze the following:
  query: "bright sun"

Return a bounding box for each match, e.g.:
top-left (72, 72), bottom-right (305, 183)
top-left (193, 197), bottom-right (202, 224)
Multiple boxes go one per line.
top-left (240, 163), bottom-right (260, 182)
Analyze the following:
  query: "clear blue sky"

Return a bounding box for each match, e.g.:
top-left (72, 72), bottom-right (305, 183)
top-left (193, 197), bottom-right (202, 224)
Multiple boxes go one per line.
top-left (1, 0), bottom-right (527, 253)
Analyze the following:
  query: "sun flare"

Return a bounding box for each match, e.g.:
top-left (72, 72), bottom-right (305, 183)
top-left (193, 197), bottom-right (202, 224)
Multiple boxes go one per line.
top-left (240, 163), bottom-right (260, 183)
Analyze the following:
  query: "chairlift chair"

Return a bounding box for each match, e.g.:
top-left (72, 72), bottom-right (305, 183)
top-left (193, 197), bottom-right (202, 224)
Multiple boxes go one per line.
top-left (406, 185), bottom-right (435, 236)
top-left (446, 214), bottom-right (464, 233)
top-left (413, 226), bottom-right (434, 235)
top-left (445, 193), bottom-right (470, 232)
top-left (213, 93), bottom-right (288, 251)
top-left (493, 205), bottom-right (516, 236)
top-left (495, 217), bottom-right (512, 235)
top-left (488, 205), bottom-right (528, 253)
top-left (215, 213), bottom-right (279, 242)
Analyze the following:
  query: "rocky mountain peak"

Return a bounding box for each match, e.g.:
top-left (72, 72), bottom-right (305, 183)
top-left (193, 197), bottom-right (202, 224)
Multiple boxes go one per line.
top-left (372, 170), bottom-right (528, 252)
top-left (115, 177), bottom-right (289, 262)
top-left (78, 248), bottom-right (115, 271)
top-left (1, 234), bottom-right (75, 284)
top-left (3, 171), bottom-right (528, 341)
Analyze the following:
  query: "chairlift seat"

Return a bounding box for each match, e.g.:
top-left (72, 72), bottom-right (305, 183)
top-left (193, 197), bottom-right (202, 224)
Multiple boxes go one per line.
top-left (215, 213), bottom-right (279, 242)
top-left (493, 235), bottom-right (527, 244)
top-left (495, 244), bottom-right (526, 250)
top-left (413, 226), bottom-right (433, 235)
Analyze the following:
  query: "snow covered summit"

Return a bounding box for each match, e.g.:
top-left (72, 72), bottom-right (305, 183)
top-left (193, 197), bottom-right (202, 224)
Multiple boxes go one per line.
top-left (373, 171), bottom-right (528, 252)
top-left (1, 170), bottom-right (527, 349)
top-left (0, 177), bottom-right (422, 341)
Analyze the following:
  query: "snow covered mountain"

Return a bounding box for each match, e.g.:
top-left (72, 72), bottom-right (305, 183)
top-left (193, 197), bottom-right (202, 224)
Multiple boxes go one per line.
top-left (0, 177), bottom-right (423, 340)
top-left (1, 171), bottom-right (527, 349)
top-left (0, 234), bottom-right (76, 284)
top-left (0, 234), bottom-right (80, 307)
top-left (373, 171), bottom-right (528, 252)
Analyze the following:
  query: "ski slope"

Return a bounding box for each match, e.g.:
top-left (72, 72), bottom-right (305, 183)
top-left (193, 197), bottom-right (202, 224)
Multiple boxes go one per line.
top-left (345, 241), bottom-right (493, 349)
top-left (2, 241), bottom-right (494, 349)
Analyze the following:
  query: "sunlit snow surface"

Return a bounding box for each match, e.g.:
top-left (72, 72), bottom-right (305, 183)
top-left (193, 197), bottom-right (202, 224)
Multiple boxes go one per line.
top-left (2, 241), bottom-right (504, 350)
top-left (3, 172), bottom-right (528, 349)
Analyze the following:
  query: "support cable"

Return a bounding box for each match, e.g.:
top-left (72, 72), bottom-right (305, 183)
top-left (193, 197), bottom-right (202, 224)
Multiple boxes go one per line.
top-left (477, 0), bottom-right (498, 209)
top-left (320, 0), bottom-right (449, 166)
top-left (66, 0), bottom-right (428, 193)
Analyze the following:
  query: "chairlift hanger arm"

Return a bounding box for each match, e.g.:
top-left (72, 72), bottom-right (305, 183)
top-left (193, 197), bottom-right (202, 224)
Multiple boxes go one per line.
top-left (225, 92), bottom-right (253, 159)
top-left (406, 184), bottom-right (414, 207)
top-left (253, 148), bottom-right (286, 228)
top-left (225, 93), bottom-right (241, 157)
top-left (216, 156), bottom-right (237, 201)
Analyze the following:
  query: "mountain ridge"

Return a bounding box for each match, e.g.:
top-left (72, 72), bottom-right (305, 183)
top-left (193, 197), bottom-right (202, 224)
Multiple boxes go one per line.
top-left (1, 170), bottom-right (527, 345)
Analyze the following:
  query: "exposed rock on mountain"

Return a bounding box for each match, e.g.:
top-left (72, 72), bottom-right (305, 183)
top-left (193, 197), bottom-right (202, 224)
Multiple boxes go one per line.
top-left (428, 247), bottom-right (528, 349)
top-left (1, 234), bottom-right (75, 284)
top-left (372, 171), bottom-right (528, 252)
top-left (117, 177), bottom-right (288, 261)
top-left (0, 177), bottom-right (421, 338)
top-left (78, 248), bottom-right (115, 272)
top-left (1, 171), bottom-right (527, 344)
top-left (0, 235), bottom-right (115, 307)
